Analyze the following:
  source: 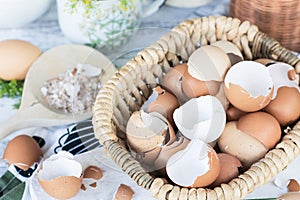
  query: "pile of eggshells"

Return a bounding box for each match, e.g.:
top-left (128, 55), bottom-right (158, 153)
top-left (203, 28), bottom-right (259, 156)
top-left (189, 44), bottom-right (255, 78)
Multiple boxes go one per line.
top-left (126, 41), bottom-right (300, 188)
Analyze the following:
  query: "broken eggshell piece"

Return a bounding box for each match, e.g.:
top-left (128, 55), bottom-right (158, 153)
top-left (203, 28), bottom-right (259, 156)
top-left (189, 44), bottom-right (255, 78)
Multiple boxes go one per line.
top-left (211, 41), bottom-right (244, 66)
top-left (173, 95), bottom-right (226, 144)
top-left (224, 61), bottom-right (274, 112)
top-left (166, 139), bottom-right (220, 188)
top-left (37, 151), bottom-right (83, 199)
top-left (187, 45), bottom-right (231, 82)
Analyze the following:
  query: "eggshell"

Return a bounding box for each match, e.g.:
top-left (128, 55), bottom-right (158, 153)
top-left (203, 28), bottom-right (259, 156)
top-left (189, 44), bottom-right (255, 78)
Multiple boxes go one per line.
top-left (214, 83), bottom-right (230, 110)
top-left (0, 39), bottom-right (42, 80)
top-left (211, 41), bottom-right (244, 66)
top-left (166, 139), bottom-right (220, 188)
top-left (181, 69), bottom-right (221, 99)
top-left (254, 58), bottom-right (276, 66)
top-left (218, 121), bottom-right (268, 168)
top-left (288, 179), bottom-right (300, 192)
top-left (114, 184), bottom-right (134, 200)
top-left (187, 45), bottom-right (231, 81)
top-left (224, 61), bottom-right (274, 112)
top-left (161, 63), bottom-right (188, 104)
top-left (173, 95), bottom-right (226, 144)
top-left (83, 166), bottom-right (103, 180)
top-left (38, 151), bottom-right (83, 199)
top-left (3, 135), bottom-right (43, 171)
top-left (265, 86), bottom-right (300, 126)
top-left (267, 62), bottom-right (299, 98)
top-left (237, 112), bottom-right (281, 150)
top-left (277, 192), bottom-right (300, 200)
top-left (146, 86), bottom-right (180, 126)
top-left (226, 105), bottom-right (247, 121)
top-left (211, 153), bottom-right (242, 187)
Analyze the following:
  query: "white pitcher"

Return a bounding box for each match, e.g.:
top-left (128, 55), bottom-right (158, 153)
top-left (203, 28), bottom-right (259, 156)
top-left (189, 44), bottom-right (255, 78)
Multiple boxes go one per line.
top-left (57, 0), bottom-right (165, 51)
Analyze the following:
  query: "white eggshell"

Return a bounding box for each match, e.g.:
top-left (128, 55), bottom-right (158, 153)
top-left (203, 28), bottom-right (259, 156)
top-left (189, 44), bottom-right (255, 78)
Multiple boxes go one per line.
top-left (173, 95), bottom-right (226, 143)
top-left (267, 62), bottom-right (300, 98)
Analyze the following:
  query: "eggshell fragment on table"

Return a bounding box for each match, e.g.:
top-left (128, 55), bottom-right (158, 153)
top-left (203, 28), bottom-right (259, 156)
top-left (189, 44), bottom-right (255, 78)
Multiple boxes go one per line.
top-left (211, 41), bottom-right (244, 66)
top-left (37, 151), bottom-right (83, 199)
top-left (173, 95), bottom-right (226, 144)
top-left (0, 39), bottom-right (42, 80)
top-left (166, 139), bottom-right (220, 188)
top-left (114, 184), bottom-right (134, 200)
top-left (224, 61), bottom-right (274, 112)
top-left (187, 45), bottom-right (231, 81)
top-left (2, 135), bottom-right (43, 171)
top-left (277, 192), bottom-right (300, 200)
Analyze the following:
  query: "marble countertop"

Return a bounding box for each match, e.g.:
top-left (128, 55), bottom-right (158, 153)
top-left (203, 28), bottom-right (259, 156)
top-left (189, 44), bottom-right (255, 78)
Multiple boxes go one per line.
top-left (0, 0), bottom-right (299, 199)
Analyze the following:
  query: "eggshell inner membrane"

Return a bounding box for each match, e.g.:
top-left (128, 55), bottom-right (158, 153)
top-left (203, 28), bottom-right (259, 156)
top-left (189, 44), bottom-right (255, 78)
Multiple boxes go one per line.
top-left (173, 95), bottom-right (225, 143)
top-left (187, 45), bottom-right (231, 81)
top-left (267, 62), bottom-right (300, 99)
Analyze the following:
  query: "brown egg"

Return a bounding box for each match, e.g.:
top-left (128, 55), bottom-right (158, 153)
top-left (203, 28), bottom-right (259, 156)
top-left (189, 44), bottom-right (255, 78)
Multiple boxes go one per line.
top-left (38, 152), bottom-right (83, 199)
top-left (148, 86), bottom-right (180, 126)
top-left (265, 86), bottom-right (300, 126)
top-left (181, 69), bottom-right (220, 98)
top-left (211, 153), bottom-right (242, 187)
top-left (211, 41), bottom-right (244, 66)
top-left (218, 121), bottom-right (268, 169)
top-left (237, 112), bottom-right (281, 149)
top-left (114, 184), bottom-right (134, 200)
top-left (226, 104), bottom-right (247, 121)
top-left (0, 39), bottom-right (42, 80)
top-left (3, 135), bottom-right (43, 170)
top-left (161, 63), bottom-right (188, 104)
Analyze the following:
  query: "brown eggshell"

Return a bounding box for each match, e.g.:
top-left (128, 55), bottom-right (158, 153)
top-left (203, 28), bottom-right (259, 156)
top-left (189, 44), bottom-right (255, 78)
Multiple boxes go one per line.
top-left (0, 39), bottom-right (42, 80)
top-left (214, 83), bottom-right (230, 110)
top-left (218, 121), bottom-right (268, 169)
top-left (83, 166), bottom-right (103, 180)
top-left (3, 135), bottom-right (43, 170)
top-left (38, 176), bottom-right (83, 199)
top-left (237, 112), bottom-right (282, 150)
top-left (225, 83), bottom-right (274, 112)
top-left (277, 192), bottom-right (300, 200)
top-left (211, 153), bottom-right (242, 187)
top-left (148, 86), bottom-right (180, 126)
top-left (211, 41), bottom-right (244, 66)
top-left (161, 63), bottom-right (188, 104)
top-left (265, 86), bottom-right (300, 126)
top-left (181, 69), bottom-right (221, 98)
top-left (187, 45), bottom-right (231, 81)
top-left (288, 179), bottom-right (300, 192)
top-left (226, 105), bottom-right (247, 121)
top-left (255, 58), bottom-right (276, 66)
top-left (114, 184), bottom-right (134, 200)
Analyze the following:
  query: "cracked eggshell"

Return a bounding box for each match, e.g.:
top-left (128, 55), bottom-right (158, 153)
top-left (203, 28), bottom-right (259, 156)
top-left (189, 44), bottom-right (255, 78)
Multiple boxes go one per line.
top-left (181, 69), bottom-right (221, 99)
top-left (114, 184), bottom-right (134, 200)
top-left (254, 58), bottom-right (276, 66)
top-left (144, 86), bottom-right (180, 127)
top-left (37, 151), bottom-right (83, 199)
top-left (173, 95), bottom-right (226, 144)
top-left (218, 121), bottom-right (268, 169)
top-left (278, 192), bottom-right (300, 200)
top-left (211, 41), bottom-right (244, 66)
top-left (187, 45), bottom-right (231, 81)
top-left (224, 61), bottom-right (274, 112)
top-left (226, 104), bottom-right (247, 121)
top-left (126, 111), bottom-right (176, 166)
top-left (3, 135), bottom-right (43, 171)
top-left (166, 139), bottom-right (220, 188)
top-left (161, 63), bottom-right (188, 104)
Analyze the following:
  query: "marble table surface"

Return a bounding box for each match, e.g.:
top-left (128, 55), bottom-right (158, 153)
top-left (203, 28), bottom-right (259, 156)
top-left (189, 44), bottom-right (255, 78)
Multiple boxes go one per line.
top-left (0, 0), bottom-right (299, 199)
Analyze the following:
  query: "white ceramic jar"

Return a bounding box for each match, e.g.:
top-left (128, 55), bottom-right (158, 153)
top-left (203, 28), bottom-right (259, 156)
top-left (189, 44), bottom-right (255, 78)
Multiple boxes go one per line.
top-left (57, 0), bottom-right (164, 51)
top-left (0, 0), bottom-right (52, 28)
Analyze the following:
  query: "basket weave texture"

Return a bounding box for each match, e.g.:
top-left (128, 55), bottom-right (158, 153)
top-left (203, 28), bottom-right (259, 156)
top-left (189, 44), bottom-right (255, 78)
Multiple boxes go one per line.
top-left (229, 0), bottom-right (300, 52)
top-left (93, 16), bottom-right (300, 200)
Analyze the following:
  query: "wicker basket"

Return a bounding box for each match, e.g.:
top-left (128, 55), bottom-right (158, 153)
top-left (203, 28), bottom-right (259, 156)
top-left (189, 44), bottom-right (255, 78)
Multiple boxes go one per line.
top-left (229, 0), bottom-right (300, 52)
top-left (93, 16), bottom-right (300, 199)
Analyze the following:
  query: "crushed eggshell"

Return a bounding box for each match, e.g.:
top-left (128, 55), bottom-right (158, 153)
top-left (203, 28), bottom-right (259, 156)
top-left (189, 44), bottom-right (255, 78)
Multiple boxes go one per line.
top-left (83, 165), bottom-right (103, 180)
top-left (37, 151), bottom-right (83, 199)
top-left (288, 179), bottom-right (300, 192)
top-left (114, 184), bottom-right (135, 200)
top-left (173, 95), bottom-right (225, 144)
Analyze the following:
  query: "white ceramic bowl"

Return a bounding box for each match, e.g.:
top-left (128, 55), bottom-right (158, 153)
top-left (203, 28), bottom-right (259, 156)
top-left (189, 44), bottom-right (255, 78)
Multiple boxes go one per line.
top-left (0, 0), bottom-right (52, 28)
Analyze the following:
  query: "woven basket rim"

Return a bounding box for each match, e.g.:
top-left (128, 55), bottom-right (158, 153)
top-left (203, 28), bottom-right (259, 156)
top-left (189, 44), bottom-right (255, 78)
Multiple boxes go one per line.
top-left (92, 16), bottom-right (300, 199)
